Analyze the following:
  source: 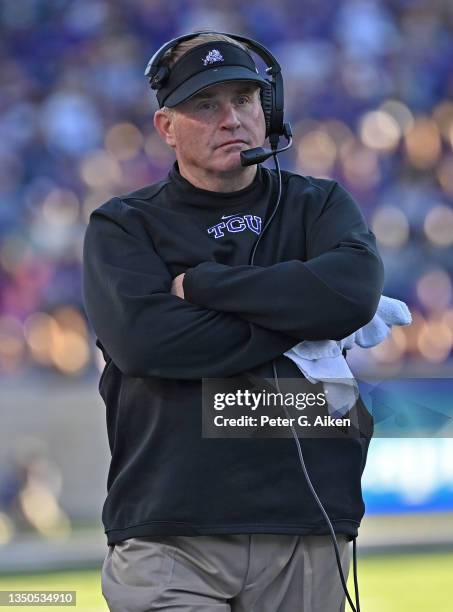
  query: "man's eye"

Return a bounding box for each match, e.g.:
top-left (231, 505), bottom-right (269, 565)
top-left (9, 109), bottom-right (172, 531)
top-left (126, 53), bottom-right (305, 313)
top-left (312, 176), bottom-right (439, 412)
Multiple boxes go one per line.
top-left (197, 102), bottom-right (215, 110)
top-left (237, 96), bottom-right (251, 105)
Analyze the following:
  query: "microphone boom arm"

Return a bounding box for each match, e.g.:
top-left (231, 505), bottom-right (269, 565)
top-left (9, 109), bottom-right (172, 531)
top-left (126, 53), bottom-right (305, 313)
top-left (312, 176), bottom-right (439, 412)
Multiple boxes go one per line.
top-left (240, 122), bottom-right (293, 167)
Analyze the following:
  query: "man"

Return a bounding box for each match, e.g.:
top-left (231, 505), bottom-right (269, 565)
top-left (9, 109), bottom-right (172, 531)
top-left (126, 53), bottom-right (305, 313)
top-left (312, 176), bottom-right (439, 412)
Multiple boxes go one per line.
top-left (83, 32), bottom-right (384, 611)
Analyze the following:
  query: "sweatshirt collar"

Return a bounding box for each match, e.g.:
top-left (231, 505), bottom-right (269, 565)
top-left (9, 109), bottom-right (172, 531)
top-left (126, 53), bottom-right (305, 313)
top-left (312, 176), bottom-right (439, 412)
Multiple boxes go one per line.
top-left (167, 161), bottom-right (267, 209)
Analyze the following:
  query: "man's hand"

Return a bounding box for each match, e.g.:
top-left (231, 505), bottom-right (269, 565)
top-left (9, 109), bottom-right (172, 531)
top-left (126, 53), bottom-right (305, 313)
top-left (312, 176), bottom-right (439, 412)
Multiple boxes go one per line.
top-left (171, 272), bottom-right (185, 299)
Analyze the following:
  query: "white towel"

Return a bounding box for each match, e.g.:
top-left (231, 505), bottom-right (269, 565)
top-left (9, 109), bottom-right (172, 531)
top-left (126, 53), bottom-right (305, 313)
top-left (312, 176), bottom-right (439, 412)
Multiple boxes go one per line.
top-left (284, 295), bottom-right (412, 415)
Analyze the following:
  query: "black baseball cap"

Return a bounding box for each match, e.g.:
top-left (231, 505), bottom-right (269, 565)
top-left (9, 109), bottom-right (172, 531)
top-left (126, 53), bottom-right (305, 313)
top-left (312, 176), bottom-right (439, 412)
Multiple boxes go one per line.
top-left (156, 41), bottom-right (268, 108)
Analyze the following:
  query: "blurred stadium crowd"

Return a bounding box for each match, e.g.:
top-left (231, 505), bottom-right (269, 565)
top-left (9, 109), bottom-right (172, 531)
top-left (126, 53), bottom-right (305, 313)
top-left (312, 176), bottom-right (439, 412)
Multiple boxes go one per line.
top-left (1, 0), bottom-right (453, 378)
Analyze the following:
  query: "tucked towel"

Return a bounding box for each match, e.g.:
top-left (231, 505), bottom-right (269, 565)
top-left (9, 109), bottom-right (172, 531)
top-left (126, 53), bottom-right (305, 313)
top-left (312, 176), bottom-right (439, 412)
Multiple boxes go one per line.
top-left (284, 295), bottom-right (412, 415)
top-left (344, 294), bottom-right (412, 349)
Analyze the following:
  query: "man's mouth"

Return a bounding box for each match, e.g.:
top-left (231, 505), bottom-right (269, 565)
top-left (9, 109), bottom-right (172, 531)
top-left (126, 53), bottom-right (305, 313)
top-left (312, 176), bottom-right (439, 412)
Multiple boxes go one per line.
top-left (218, 140), bottom-right (247, 147)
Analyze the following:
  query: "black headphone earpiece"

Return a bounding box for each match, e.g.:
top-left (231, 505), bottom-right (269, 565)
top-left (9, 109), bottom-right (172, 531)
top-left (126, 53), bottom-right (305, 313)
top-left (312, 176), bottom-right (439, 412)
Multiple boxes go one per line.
top-left (259, 81), bottom-right (273, 138)
top-left (149, 66), bottom-right (171, 90)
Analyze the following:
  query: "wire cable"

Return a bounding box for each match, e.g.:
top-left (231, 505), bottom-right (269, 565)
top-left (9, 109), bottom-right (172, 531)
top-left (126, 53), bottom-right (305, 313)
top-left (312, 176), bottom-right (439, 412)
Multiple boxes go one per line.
top-left (248, 153), bottom-right (361, 612)
top-left (271, 360), bottom-right (360, 612)
top-left (249, 154), bottom-right (283, 266)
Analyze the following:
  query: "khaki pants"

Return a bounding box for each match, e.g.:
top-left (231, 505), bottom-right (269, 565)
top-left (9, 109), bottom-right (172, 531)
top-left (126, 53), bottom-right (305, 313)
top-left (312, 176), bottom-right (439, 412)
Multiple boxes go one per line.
top-left (101, 533), bottom-right (351, 612)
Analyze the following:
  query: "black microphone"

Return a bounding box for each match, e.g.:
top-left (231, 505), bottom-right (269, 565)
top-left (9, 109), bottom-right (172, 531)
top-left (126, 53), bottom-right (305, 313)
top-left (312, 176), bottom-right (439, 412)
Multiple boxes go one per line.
top-left (240, 122), bottom-right (293, 167)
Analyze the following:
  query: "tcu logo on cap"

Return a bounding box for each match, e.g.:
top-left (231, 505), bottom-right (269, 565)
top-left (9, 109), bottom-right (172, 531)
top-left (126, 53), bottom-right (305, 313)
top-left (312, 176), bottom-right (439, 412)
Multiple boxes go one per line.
top-left (202, 49), bottom-right (224, 66)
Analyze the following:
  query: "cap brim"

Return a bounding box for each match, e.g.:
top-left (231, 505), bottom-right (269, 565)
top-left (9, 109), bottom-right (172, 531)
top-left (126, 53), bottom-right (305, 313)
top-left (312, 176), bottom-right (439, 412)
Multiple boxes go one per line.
top-left (164, 66), bottom-right (268, 107)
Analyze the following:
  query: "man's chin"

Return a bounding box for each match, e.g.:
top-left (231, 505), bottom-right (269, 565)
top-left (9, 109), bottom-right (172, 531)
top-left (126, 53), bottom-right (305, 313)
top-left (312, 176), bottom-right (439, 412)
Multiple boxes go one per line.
top-left (212, 151), bottom-right (247, 173)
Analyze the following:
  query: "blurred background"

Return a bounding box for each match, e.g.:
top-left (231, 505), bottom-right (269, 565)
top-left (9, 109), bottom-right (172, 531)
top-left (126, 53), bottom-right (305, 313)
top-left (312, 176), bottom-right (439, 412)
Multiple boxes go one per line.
top-left (1, 0), bottom-right (452, 610)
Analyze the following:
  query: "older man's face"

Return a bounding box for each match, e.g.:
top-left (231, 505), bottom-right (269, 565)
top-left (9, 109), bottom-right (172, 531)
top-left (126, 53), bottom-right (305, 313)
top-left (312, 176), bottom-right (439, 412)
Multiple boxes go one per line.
top-left (160, 81), bottom-right (266, 176)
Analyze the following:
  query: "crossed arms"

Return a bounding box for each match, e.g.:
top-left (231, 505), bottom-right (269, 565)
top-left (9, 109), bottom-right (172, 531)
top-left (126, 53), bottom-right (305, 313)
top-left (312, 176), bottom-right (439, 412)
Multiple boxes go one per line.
top-left (82, 187), bottom-right (384, 379)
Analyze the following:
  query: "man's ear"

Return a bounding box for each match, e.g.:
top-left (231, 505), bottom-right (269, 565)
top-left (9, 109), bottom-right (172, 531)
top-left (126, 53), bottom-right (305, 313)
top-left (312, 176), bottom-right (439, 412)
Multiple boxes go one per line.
top-left (154, 109), bottom-right (176, 149)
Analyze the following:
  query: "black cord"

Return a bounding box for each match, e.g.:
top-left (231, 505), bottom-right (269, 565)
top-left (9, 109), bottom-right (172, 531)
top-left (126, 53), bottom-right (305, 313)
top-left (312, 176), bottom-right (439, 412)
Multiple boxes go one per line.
top-left (248, 154), bottom-right (361, 612)
top-left (249, 154), bottom-right (283, 266)
top-left (272, 361), bottom-right (361, 612)
top-left (353, 537), bottom-right (361, 611)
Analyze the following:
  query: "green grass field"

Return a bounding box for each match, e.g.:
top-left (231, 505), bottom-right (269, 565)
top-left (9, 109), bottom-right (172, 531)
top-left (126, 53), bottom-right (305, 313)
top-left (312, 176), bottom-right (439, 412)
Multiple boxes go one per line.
top-left (0, 551), bottom-right (451, 611)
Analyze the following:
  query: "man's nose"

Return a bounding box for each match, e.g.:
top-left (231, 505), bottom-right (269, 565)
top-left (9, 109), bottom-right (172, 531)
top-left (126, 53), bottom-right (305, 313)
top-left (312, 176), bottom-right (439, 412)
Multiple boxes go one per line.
top-left (220, 103), bottom-right (241, 129)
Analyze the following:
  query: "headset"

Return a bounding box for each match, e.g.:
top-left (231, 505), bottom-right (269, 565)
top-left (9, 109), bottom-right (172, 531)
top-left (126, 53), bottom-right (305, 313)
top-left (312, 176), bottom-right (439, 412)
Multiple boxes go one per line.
top-left (144, 30), bottom-right (293, 165)
top-left (145, 31), bottom-right (361, 612)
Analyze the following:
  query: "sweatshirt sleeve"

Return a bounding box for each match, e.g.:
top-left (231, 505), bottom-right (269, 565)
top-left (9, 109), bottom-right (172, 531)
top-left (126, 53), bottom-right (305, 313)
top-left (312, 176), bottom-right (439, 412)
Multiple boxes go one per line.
top-left (183, 182), bottom-right (385, 341)
top-left (82, 199), bottom-right (297, 379)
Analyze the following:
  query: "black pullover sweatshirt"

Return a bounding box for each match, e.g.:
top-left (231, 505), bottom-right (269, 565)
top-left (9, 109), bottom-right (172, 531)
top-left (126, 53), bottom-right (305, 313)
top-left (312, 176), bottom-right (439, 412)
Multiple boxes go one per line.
top-left (82, 161), bottom-right (384, 545)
